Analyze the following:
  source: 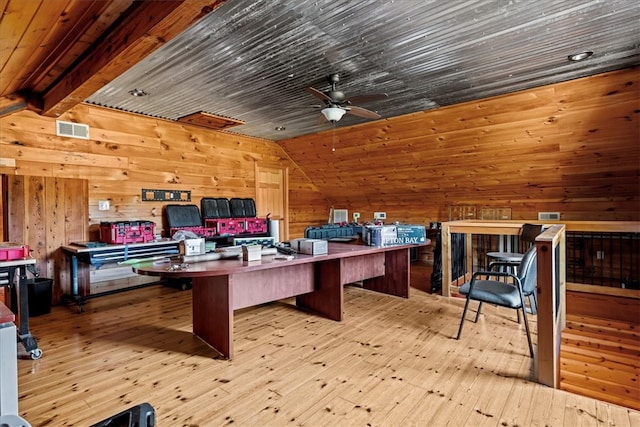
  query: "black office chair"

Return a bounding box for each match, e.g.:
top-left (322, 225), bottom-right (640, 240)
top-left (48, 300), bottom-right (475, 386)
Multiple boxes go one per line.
top-left (486, 223), bottom-right (543, 313)
top-left (486, 223), bottom-right (543, 266)
top-left (456, 245), bottom-right (537, 357)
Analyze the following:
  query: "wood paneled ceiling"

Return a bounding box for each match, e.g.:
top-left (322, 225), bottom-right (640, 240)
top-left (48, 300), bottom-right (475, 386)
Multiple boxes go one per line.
top-left (1, 0), bottom-right (639, 141)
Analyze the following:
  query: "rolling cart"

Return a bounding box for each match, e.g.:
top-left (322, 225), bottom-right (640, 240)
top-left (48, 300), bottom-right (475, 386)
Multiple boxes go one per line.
top-left (0, 257), bottom-right (43, 360)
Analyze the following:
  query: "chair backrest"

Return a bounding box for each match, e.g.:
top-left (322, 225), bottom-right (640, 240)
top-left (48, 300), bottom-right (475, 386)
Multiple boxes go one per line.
top-left (517, 245), bottom-right (538, 294)
top-left (520, 223), bottom-right (544, 244)
top-left (517, 223), bottom-right (544, 253)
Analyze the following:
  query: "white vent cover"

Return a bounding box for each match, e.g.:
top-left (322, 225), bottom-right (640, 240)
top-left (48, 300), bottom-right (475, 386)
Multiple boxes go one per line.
top-left (56, 120), bottom-right (89, 140)
top-left (538, 212), bottom-right (561, 220)
top-left (332, 209), bottom-right (348, 224)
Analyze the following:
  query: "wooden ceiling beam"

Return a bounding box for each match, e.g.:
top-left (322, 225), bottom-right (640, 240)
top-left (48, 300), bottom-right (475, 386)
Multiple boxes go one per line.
top-left (40, 0), bottom-right (226, 118)
top-left (0, 94), bottom-right (28, 118)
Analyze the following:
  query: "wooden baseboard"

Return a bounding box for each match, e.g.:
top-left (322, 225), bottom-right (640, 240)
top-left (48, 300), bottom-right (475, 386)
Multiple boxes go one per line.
top-left (567, 289), bottom-right (640, 324)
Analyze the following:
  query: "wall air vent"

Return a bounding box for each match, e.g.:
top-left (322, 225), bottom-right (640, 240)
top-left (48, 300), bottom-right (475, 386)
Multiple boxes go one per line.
top-left (56, 120), bottom-right (89, 140)
top-left (538, 212), bottom-right (561, 220)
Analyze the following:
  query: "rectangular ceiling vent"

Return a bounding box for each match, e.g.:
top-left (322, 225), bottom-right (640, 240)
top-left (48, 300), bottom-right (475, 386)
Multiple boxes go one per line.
top-left (56, 120), bottom-right (89, 140)
top-left (538, 212), bottom-right (561, 220)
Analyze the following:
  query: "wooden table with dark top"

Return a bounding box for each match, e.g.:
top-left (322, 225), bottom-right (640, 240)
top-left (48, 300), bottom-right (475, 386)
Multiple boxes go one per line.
top-left (133, 242), bottom-right (427, 358)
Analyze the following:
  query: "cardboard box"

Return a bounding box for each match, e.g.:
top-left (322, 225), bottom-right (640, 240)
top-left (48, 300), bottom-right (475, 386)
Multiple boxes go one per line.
top-left (298, 239), bottom-right (328, 255)
top-left (180, 238), bottom-right (206, 256)
top-left (395, 225), bottom-right (427, 245)
top-left (242, 245), bottom-right (262, 261)
top-left (363, 225), bottom-right (397, 247)
top-left (288, 238), bottom-right (305, 251)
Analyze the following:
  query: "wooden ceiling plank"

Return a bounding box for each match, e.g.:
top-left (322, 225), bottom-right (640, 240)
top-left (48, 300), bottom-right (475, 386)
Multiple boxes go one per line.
top-left (0, 0), bottom-right (45, 95)
top-left (3, 0), bottom-right (100, 95)
top-left (40, 0), bottom-right (225, 117)
top-left (26, 1), bottom-right (134, 95)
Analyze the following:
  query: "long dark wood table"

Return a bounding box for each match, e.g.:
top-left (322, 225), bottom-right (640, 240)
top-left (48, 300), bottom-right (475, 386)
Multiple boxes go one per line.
top-left (133, 242), bottom-right (426, 358)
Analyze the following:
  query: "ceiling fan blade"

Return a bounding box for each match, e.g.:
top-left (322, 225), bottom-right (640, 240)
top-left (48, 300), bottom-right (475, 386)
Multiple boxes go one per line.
top-left (347, 93), bottom-right (389, 104)
top-left (306, 87), bottom-right (332, 102)
top-left (347, 105), bottom-right (382, 119)
top-left (282, 104), bottom-right (323, 110)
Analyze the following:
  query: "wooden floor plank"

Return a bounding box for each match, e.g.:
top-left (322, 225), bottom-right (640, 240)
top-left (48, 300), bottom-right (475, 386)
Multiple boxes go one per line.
top-left (15, 276), bottom-right (639, 426)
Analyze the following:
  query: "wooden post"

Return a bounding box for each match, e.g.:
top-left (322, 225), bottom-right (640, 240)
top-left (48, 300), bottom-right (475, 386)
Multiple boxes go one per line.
top-left (441, 223), bottom-right (451, 297)
top-left (535, 224), bottom-right (566, 387)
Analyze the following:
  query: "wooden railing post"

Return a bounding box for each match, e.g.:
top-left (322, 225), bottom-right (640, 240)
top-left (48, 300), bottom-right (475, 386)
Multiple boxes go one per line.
top-left (535, 224), bottom-right (566, 387)
top-left (441, 223), bottom-right (452, 297)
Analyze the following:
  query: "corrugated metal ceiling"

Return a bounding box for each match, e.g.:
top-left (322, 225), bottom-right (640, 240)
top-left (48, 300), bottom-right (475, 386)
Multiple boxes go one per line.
top-left (86, 0), bottom-right (640, 141)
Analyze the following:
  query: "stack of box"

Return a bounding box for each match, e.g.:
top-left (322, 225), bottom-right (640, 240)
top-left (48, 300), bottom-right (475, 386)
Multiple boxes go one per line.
top-left (363, 224), bottom-right (426, 247)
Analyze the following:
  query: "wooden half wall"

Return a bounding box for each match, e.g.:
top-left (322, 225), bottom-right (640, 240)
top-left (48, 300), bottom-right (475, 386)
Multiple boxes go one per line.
top-left (280, 67), bottom-right (640, 224)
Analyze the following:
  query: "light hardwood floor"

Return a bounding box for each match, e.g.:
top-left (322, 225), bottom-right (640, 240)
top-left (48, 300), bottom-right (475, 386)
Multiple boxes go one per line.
top-left (16, 267), bottom-right (640, 426)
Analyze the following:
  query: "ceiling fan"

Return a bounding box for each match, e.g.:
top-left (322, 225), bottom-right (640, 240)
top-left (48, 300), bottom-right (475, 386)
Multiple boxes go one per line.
top-left (306, 74), bottom-right (388, 122)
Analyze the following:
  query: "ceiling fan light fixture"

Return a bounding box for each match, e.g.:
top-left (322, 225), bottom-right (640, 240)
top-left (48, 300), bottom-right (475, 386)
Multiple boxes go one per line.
top-left (321, 107), bottom-right (346, 122)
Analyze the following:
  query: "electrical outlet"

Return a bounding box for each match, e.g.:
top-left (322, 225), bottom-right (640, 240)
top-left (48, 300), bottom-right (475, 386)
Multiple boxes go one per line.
top-left (98, 200), bottom-right (110, 211)
top-left (596, 250), bottom-right (604, 260)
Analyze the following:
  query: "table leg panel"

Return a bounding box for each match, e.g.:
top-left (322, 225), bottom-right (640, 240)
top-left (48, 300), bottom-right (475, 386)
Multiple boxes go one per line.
top-left (363, 248), bottom-right (410, 298)
top-left (340, 253), bottom-right (385, 285)
top-left (297, 259), bottom-right (343, 321)
top-left (192, 276), bottom-right (233, 358)
top-left (231, 264), bottom-right (314, 310)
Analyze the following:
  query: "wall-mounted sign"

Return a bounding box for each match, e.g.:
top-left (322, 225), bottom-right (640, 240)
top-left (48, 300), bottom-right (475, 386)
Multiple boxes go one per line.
top-left (142, 188), bottom-right (191, 202)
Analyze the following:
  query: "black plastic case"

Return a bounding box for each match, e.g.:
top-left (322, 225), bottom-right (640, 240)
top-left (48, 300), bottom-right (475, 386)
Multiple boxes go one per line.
top-left (89, 402), bottom-right (155, 427)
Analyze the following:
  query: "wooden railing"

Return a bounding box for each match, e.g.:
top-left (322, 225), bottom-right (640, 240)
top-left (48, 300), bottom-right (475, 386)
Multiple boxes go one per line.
top-left (440, 220), bottom-right (639, 387)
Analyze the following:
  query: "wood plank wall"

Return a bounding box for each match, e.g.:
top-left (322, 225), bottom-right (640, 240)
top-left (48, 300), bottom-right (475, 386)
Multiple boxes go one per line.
top-left (280, 67), bottom-right (640, 224)
top-left (3, 176), bottom-right (88, 302)
top-left (0, 104), bottom-right (331, 240)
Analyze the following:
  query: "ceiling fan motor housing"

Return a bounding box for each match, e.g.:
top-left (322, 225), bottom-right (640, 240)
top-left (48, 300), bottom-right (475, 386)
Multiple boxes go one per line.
top-left (326, 91), bottom-right (347, 104)
top-left (306, 73), bottom-right (386, 121)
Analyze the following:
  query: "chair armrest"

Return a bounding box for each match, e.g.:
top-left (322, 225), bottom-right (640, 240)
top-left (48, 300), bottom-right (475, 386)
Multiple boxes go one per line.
top-left (471, 270), bottom-right (514, 281)
top-left (469, 270), bottom-right (524, 292)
